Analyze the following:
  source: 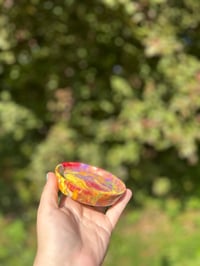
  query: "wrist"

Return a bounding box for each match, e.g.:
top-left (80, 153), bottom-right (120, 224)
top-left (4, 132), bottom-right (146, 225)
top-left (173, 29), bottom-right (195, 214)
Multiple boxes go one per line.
top-left (33, 250), bottom-right (99, 266)
top-left (33, 250), bottom-right (71, 266)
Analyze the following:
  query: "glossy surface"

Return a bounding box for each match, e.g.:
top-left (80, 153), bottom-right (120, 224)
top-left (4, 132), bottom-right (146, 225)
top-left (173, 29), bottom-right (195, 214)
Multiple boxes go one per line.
top-left (55, 162), bottom-right (126, 206)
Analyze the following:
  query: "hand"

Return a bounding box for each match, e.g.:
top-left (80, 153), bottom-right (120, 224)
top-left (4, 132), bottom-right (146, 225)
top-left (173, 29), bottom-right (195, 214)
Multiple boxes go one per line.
top-left (34, 172), bottom-right (132, 266)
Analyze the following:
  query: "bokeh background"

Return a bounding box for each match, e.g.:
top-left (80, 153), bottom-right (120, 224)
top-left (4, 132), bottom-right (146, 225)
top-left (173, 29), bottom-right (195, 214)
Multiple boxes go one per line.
top-left (1, 0), bottom-right (200, 265)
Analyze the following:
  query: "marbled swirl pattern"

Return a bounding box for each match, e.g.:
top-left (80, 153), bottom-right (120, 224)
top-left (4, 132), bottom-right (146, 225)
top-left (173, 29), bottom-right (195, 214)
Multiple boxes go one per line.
top-left (55, 162), bottom-right (126, 206)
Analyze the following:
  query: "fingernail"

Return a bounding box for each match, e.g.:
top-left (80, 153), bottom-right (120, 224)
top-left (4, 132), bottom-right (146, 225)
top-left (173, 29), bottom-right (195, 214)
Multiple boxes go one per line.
top-left (46, 173), bottom-right (49, 181)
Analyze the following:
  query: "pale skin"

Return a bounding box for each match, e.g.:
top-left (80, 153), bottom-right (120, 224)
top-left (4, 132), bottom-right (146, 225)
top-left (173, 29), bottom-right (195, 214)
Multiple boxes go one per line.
top-left (34, 172), bottom-right (132, 266)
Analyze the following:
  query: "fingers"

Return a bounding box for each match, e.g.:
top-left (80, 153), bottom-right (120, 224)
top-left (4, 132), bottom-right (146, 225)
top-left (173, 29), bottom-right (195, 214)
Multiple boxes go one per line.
top-left (59, 193), bottom-right (81, 210)
top-left (39, 172), bottom-right (59, 210)
top-left (106, 189), bottom-right (132, 230)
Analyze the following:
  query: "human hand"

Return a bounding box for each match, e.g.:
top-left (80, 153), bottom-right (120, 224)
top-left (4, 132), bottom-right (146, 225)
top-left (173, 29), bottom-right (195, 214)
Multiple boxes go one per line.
top-left (34, 172), bottom-right (132, 266)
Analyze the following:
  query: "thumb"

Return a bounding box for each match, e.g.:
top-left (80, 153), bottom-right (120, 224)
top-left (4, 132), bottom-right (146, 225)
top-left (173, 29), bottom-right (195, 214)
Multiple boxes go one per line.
top-left (38, 172), bottom-right (59, 210)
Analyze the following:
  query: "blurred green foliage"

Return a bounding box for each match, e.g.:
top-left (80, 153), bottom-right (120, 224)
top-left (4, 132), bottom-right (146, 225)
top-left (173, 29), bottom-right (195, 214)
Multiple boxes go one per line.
top-left (104, 205), bottom-right (200, 266)
top-left (1, 0), bottom-right (200, 265)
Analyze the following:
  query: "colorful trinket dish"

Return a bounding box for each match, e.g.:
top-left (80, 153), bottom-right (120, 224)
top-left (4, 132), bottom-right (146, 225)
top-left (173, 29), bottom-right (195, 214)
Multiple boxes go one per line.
top-left (55, 162), bottom-right (126, 207)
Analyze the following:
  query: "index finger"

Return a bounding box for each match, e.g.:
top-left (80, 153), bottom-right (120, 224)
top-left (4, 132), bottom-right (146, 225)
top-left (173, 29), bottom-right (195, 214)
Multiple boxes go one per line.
top-left (106, 189), bottom-right (132, 229)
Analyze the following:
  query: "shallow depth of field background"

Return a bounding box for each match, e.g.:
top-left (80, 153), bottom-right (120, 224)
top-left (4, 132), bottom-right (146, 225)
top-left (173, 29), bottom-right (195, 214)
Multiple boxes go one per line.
top-left (1, 1), bottom-right (200, 265)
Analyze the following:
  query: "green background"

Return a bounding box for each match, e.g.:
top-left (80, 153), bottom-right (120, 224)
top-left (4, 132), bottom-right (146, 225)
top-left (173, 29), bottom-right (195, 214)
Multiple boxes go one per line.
top-left (1, 0), bottom-right (200, 265)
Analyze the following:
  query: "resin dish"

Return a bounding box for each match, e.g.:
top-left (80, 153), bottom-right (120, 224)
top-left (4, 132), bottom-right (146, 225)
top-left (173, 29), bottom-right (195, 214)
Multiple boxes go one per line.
top-left (55, 162), bottom-right (126, 207)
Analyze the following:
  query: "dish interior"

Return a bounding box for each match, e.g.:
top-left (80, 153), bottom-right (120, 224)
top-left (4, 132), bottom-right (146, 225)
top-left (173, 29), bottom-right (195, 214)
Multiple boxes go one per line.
top-left (58, 162), bottom-right (125, 194)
